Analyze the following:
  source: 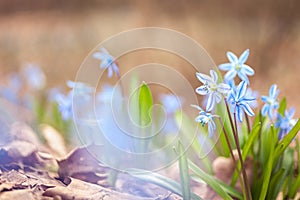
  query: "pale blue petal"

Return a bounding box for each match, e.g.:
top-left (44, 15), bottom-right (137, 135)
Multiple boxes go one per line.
top-left (236, 81), bottom-right (247, 100)
top-left (261, 96), bottom-right (269, 103)
top-left (196, 85), bottom-right (209, 95)
top-left (241, 64), bottom-right (254, 75)
top-left (219, 63), bottom-right (233, 71)
top-left (108, 67), bottom-right (113, 78)
top-left (287, 107), bottom-right (295, 118)
top-left (217, 83), bottom-right (231, 94)
top-left (210, 70), bottom-right (218, 83)
top-left (261, 104), bottom-right (269, 116)
top-left (240, 102), bottom-right (255, 116)
top-left (237, 106), bottom-right (243, 122)
top-left (214, 92), bottom-right (222, 103)
top-left (237, 72), bottom-right (250, 84)
top-left (239, 49), bottom-right (250, 64)
top-left (269, 84), bottom-right (278, 98)
top-left (206, 94), bottom-right (215, 112)
top-left (227, 51), bottom-right (238, 63)
top-left (224, 69), bottom-right (237, 81)
top-left (93, 52), bottom-right (104, 60)
top-left (112, 63), bottom-right (120, 76)
top-left (208, 121), bottom-right (215, 137)
top-left (196, 72), bottom-right (212, 84)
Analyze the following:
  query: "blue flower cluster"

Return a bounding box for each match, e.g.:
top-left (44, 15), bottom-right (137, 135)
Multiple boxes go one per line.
top-left (193, 49), bottom-right (297, 140)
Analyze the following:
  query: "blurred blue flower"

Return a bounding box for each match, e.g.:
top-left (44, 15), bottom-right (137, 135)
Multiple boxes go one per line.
top-left (93, 47), bottom-right (120, 78)
top-left (192, 105), bottom-right (217, 137)
top-left (159, 94), bottom-right (183, 114)
top-left (196, 70), bottom-right (231, 111)
top-left (22, 64), bottom-right (46, 90)
top-left (0, 73), bottom-right (22, 104)
top-left (261, 84), bottom-right (279, 119)
top-left (275, 107), bottom-right (297, 140)
top-left (228, 81), bottom-right (255, 122)
top-left (67, 80), bottom-right (94, 101)
top-left (55, 92), bottom-right (73, 120)
top-left (219, 49), bottom-right (254, 84)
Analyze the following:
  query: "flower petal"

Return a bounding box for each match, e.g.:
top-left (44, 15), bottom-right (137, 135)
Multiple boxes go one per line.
top-left (219, 63), bottom-right (233, 71)
top-left (196, 85), bottom-right (209, 95)
top-left (217, 83), bottom-right (231, 94)
top-left (107, 66), bottom-right (113, 78)
top-left (206, 94), bottom-right (215, 112)
top-left (261, 96), bottom-right (269, 103)
top-left (261, 104), bottom-right (269, 116)
top-left (210, 70), bottom-right (218, 83)
top-left (214, 92), bottom-right (222, 103)
top-left (237, 72), bottom-right (250, 84)
top-left (237, 106), bottom-right (244, 122)
top-left (240, 102), bottom-right (255, 116)
top-left (238, 49), bottom-right (250, 64)
top-left (224, 69), bottom-right (237, 81)
top-left (241, 64), bottom-right (254, 75)
top-left (93, 52), bottom-right (104, 60)
top-left (196, 72), bottom-right (212, 84)
top-left (227, 51), bottom-right (238, 63)
top-left (269, 84), bottom-right (278, 98)
top-left (236, 81), bottom-right (247, 100)
top-left (208, 121), bottom-right (216, 137)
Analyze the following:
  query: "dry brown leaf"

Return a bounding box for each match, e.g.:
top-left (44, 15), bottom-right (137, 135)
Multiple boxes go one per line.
top-left (57, 144), bottom-right (109, 186)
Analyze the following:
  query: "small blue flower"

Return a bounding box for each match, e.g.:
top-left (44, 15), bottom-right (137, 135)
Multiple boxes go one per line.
top-left (196, 70), bottom-right (231, 111)
top-left (219, 49), bottom-right (254, 84)
top-left (54, 92), bottom-right (73, 120)
top-left (228, 81), bottom-right (255, 122)
top-left (275, 107), bottom-right (297, 140)
top-left (93, 47), bottom-right (120, 78)
top-left (22, 64), bottom-right (46, 90)
top-left (67, 80), bottom-right (94, 101)
top-left (192, 105), bottom-right (217, 137)
top-left (261, 84), bottom-right (279, 119)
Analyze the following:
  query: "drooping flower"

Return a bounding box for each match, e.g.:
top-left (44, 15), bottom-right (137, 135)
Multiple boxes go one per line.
top-left (22, 64), bottom-right (46, 90)
top-left (275, 107), bottom-right (297, 140)
top-left (192, 105), bottom-right (217, 137)
top-left (219, 49), bottom-right (254, 84)
top-left (228, 81), bottom-right (255, 122)
top-left (261, 84), bottom-right (279, 119)
top-left (93, 47), bottom-right (120, 78)
top-left (196, 70), bottom-right (231, 111)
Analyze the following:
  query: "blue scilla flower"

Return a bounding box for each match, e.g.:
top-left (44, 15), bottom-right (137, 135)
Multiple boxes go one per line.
top-left (275, 108), bottom-right (297, 140)
top-left (219, 49), bottom-right (254, 84)
top-left (196, 70), bottom-right (231, 112)
top-left (0, 73), bottom-right (22, 104)
top-left (22, 64), bottom-right (46, 90)
top-left (55, 92), bottom-right (73, 120)
top-left (192, 105), bottom-right (217, 137)
top-left (228, 81), bottom-right (255, 122)
top-left (93, 47), bottom-right (120, 78)
top-left (261, 84), bottom-right (279, 119)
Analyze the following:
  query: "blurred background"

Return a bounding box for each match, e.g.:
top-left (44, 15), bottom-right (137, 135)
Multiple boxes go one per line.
top-left (0, 0), bottom-right (299, 114)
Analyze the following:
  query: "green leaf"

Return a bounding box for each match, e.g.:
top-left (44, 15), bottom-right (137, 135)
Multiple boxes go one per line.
top-left (126, 168), bottom-right (202, 200)
top-left (266, 169), bottom-right (285, 200)
top-left (189, 160), bottom-right (239, 200)
top-left (138, 82), bottom-right (153, 127)
top-left (259, 125), bottom-right (276, 200)
top-left (231, 122), bottom-right (261, 186)
top-left (278, 98), bottom-right (287, 116)
top-left (178, 141), bottom-right (191, 200)
top-left (274, 119), bottom-right (300, 163)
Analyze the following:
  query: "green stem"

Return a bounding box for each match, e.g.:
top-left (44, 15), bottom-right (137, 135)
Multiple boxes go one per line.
top-left (245, 112), bottom-right (251, 134)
